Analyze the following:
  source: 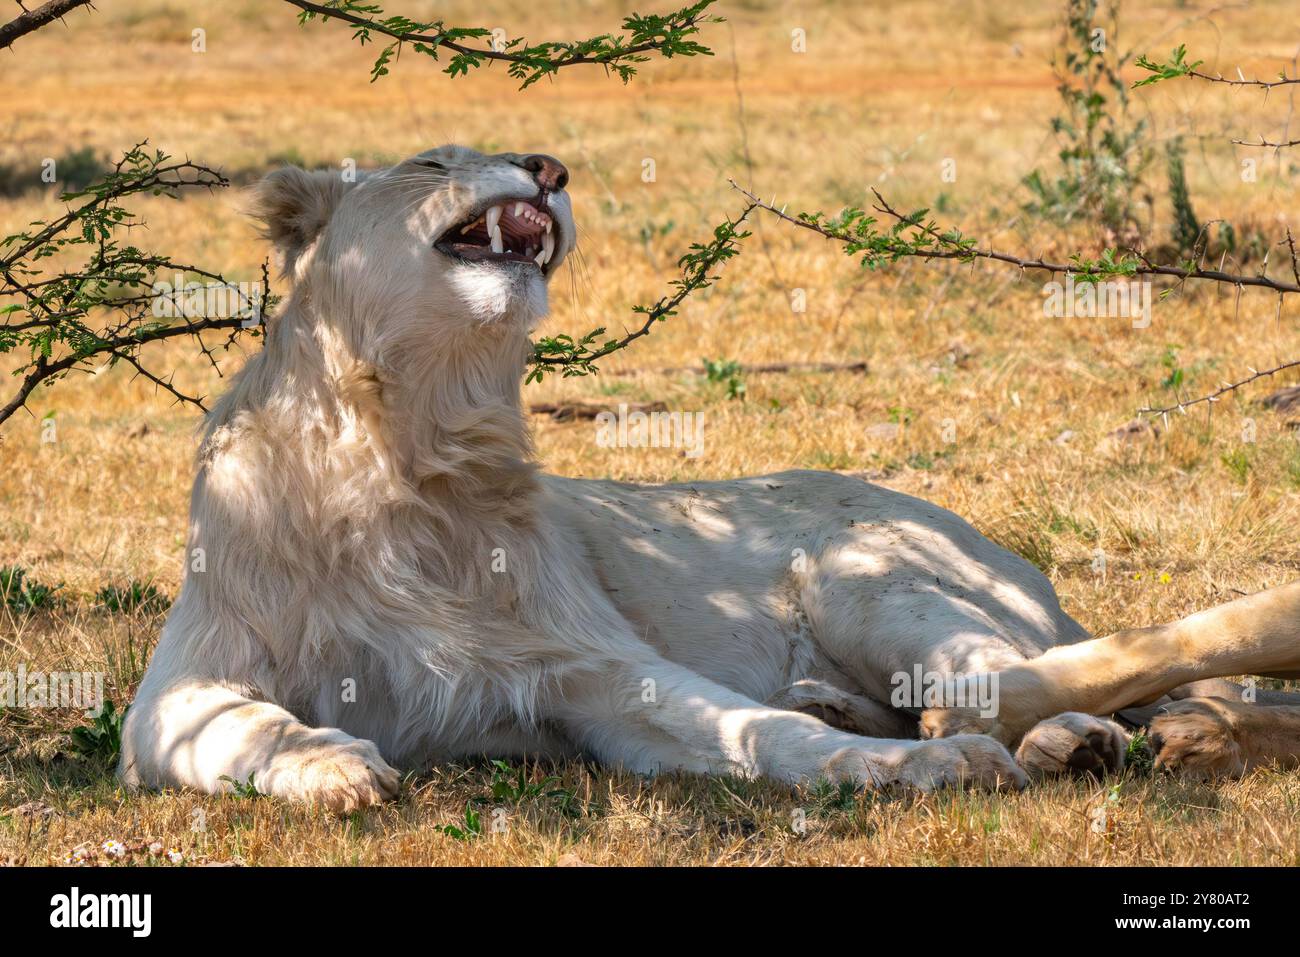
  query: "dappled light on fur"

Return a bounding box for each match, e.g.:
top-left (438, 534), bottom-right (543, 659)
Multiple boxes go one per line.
top-left (108, 146), bottom-right (1300, 816)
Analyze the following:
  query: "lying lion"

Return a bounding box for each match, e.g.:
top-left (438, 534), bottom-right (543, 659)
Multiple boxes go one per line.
top-left (118, 145), bottom-right (1300, 810)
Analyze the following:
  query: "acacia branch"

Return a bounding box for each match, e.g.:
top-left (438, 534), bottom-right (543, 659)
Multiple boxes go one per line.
top-left (1174, 68), bottom-right (1298, 89)
top-left (730, 181), bottom-right (1299, 417)
top-left (527, 204), bottom-right (754, 381)
top-left (730, 180), bottom-right (1300, 295)
top-left (1232, 135), bottom-right (1300, 149)
top-left (285, 0), bottom-right (719, 86)
top-left (1134, 46), bottom-right (1299, 90)
top-left (0, 311), bottom-right (248, 425)
top-left (1138, 359), bottom-right (1300, 418)
top-left (1, 144), bottom-right (267, 427)
top-left (0, 0), bottom-right (93, 51)
top-left (0, 162), bottom-right (226, 272)
top-left (1134, 45), bottom-right (1298, 150)
top-left (109, 348), bottom-right (211, 412)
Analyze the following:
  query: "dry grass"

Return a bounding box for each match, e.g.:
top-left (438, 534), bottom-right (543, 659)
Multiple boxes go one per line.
top-left (2, 0), bottom-right (1299, 865)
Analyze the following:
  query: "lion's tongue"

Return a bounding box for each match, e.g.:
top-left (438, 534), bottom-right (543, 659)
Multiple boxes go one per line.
top-left (500, 204), bottom-right (549, 242)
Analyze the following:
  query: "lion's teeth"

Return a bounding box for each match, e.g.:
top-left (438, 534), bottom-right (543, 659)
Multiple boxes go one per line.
top-left (515, 202), bottom-right (526, 217)
top-left (534, 249), bottom-right (546, 266)
top-left (544, 218), bottom-right (552, 234)
top-left (486, 205), bottom-right (502, 236)
top-left (541, 230), bottom-right (555, 263)
top-left (490, 224), bottom-right (503, 254)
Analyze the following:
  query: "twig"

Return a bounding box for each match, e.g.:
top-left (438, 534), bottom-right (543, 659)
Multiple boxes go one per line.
top-left (110, 349), bottom-right (210, 412)
top-left (1231, 136), bottom-right (1300, 149)
top-left (729, 180), bottom-right (1300, 295)
top-left (1134, 47), bottom-right (1299, 90)
top-left (1181, 68), bottom-right (1298, 89)
top-left (0, 314), bottom-right (246, 425)
top-left (1, 144), bottom-right (266, 426)
top-left (608, 359), bottom-right (868, 378)
top-left (1138, 359), bottom-right (1300, 418)
top-left (0, 0), bottom-right (92, 51)
top-left (729, 180), bottom-right (1300, 419)
top-left (528, 203), bottom-right (755, 380)
top-left (284, 0), bottom-right (718, 87)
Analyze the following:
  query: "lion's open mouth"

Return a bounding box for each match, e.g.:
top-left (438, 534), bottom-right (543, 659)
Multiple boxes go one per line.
top-left (435, 196), bottom-right (558, 273)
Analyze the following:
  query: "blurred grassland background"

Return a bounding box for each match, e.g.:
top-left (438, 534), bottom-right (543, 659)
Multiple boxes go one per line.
top-left (1, 0), bottom-right (1299, 865)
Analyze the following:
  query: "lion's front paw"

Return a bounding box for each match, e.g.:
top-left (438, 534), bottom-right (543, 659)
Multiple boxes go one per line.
top-left (899, 735), bottom-right (1028, 791)
top-left (1148, 698), bottom-right (1246, 778)
top-left (827, 736), bottom-right (1027, 792)
top-left (1015, 712), bottom-right (1128, 779)
top-left (264, 735), bottom-right (401, 812)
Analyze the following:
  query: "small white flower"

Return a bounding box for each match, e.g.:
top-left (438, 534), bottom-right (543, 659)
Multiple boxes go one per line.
top-left (167, 849), bottom-right (184, 864)
top-left (101, 840), bottom-right (126, 858)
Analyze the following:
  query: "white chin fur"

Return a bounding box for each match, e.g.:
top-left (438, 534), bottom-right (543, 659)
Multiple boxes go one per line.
top-left (448, 260), bottom-right (547, 325)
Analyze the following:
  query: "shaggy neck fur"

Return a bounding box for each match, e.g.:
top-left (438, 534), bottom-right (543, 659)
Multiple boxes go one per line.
top-left (202, 281), bottom-right (542, 598)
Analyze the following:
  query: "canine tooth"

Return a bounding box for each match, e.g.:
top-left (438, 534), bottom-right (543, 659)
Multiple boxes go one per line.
top-left (486, 205), bottom-right (502, 236)
top-left (534, 249), bottom-right (547, 266)
top-left (490, 224), bottom-right (503, 254)
top-left (541, 230), bottom-right (555, 263)
top-left (515, 202), bottom-right (526, 217)
top-left (544, 218), bottom-right (552, 234)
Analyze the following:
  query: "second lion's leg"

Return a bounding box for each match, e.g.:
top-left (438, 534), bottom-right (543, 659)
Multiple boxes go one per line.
top-left (922, 581), bottom-right (1300, 748)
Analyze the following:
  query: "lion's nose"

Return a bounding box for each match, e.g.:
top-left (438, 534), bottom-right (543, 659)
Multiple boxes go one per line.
top-left (519, 153), bottom-right (569, 191)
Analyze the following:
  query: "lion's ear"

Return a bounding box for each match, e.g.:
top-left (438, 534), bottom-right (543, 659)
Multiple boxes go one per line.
top-left (249, 166), bottom-right (350, 275)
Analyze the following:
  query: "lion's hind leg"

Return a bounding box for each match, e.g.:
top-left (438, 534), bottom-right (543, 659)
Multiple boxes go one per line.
top-left (764, 679), bottom-right (916, 738)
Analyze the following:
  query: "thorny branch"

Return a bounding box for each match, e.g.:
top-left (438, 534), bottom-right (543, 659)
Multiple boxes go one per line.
top-left (528, 205), bottom-right (755, 381)
top-left (285, 0), bottom-right (720, 87)
top-left (1135, 45), bottom-right (1300, 153)
top-left (1232, 136), bottom-right (1300, 149)
top-left (1137, 359), bottom-right (1300, 419)
top-left (730, 180), bottom-right (1299, 417)
top-left (0, 0), bottom-right (93, 51)
top-left (0, 144), bottom-right (271, 427)
top-left (1133, 44), bottom-right (1300, 90)
top-left (729, 181), bottom-right (1300, 295)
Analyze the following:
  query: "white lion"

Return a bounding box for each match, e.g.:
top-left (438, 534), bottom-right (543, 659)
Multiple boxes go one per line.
top-left (119, 146), bottom-right (1300, 810)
